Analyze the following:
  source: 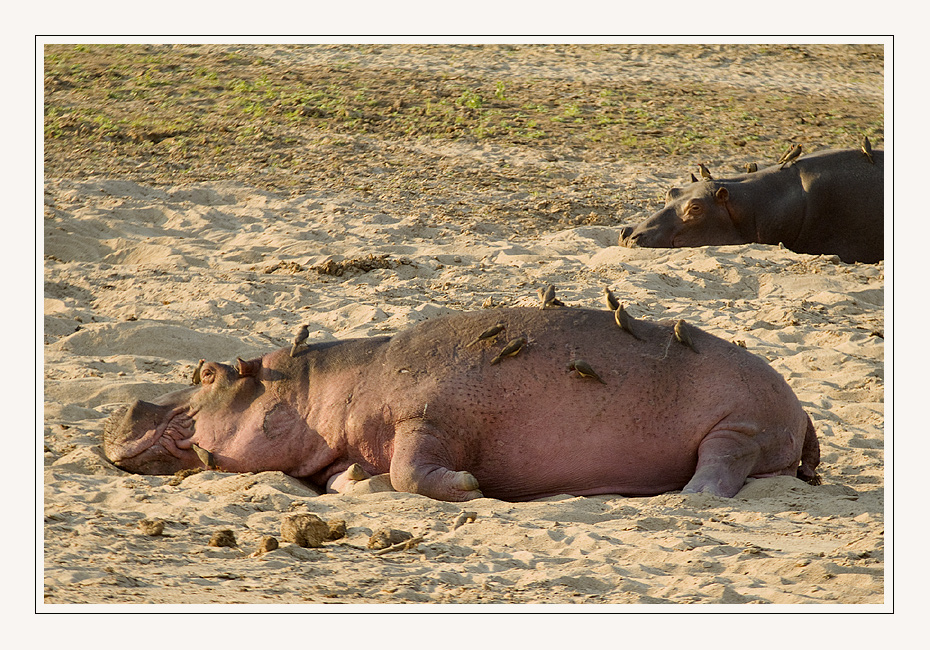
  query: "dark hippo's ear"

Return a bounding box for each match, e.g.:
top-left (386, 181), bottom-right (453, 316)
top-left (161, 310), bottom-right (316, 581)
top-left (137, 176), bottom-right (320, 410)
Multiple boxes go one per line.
top-left (690, 173), bottom-right (698, 183)
top-left (714, 187), bottom-right (729, 203)
top-left (236, 357), bottom-right (262, 377)
top-left (666, 187), bottom-right (683, 202)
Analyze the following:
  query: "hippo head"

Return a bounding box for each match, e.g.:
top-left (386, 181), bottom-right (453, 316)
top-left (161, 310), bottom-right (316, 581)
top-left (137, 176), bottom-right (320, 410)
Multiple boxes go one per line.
top-left (103, 352), bottom-right (315, 476)
top-left (620, 183), bottom-right (749, 250)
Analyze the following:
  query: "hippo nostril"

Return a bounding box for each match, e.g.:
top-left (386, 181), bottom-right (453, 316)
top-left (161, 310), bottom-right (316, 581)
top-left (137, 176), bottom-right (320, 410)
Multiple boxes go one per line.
top-left (102, 399), bottom-right (176, 462)
top-left (618, 228), bottom-right (640, 248)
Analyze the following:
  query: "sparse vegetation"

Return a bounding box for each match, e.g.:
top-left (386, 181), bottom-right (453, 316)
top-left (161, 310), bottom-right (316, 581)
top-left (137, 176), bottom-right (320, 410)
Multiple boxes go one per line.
top-left (44, 44), bottom-right (884, 218)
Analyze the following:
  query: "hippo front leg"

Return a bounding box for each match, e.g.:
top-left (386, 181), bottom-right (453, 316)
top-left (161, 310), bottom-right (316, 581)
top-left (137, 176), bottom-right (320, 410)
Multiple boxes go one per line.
top-left (390, 419), bottom-right (483, 502)
top-left (681, 429), bottom-right (763, 498)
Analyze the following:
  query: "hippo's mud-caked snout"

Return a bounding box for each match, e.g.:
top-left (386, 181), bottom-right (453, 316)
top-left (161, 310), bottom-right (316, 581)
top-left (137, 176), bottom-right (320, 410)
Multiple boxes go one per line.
top-left (103, 390), bottom-right (199, 475)
top-left (618, 225), bottom-right (637, 247)
top-left (618, 218), bottom-right (674, 249)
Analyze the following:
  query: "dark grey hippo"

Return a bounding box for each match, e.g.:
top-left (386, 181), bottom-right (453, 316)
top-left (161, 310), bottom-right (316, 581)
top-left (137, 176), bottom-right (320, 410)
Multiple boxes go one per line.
top-left (103, 308), bottom-right (821, 502)
top-left (620, 148), bottom-right (883, 263)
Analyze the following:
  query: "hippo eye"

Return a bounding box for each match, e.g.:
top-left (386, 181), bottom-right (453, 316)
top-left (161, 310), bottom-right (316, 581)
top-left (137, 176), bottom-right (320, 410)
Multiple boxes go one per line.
top-left (683, 202), bottom-right (704, 220)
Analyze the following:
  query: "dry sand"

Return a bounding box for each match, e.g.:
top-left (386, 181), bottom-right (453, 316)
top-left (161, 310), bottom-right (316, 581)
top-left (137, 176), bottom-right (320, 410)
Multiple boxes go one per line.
top-left (42, 44), bottom-right (886, 611)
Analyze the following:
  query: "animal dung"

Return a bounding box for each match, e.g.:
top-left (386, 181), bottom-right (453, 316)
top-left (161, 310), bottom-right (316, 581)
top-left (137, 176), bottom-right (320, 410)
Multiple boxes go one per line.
top-left (326, 519), bottom-right (348, 541)
top-left (208, 529), bottom-right (237, 547)
top-left (281, 512), bottom-right (330, 548)
top-left (367, 527), bottom-right (414, 550)
top-left (137, 518), bottom-right (165, 536)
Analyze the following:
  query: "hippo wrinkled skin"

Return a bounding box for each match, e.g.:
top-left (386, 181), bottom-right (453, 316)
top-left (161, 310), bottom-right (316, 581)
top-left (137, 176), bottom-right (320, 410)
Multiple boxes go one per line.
top-left (104, 308), bottom-right (820, 502)
top-left (620, 148), bottom-right (884, 263)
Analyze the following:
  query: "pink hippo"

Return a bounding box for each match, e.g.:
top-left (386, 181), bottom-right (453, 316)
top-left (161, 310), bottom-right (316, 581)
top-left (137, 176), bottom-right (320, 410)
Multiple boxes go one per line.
top-left (103, 307), bottom-right (820, 501)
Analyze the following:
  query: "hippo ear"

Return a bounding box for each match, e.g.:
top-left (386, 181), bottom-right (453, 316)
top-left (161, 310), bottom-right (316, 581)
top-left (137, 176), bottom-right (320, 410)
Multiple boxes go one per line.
top-left (690, 173), bottom-right (699, 183)
top-left (714, 187), bottom-right (729, 203)
top-left (236, 357), bottom-right (262, 377)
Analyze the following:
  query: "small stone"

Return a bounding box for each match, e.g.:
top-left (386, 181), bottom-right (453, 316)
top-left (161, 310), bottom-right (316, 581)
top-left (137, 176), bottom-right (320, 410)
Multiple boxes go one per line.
top-left (453, 511), bottom-right (478, 530)
top-left (367, 527), bottom-right (413, 550)
top-left (258, 536), bottom-right (279, 553)
top-left (209, 529), bottom-right (237, 547)
top-left (281, 512), bottom-right (329, 548)
top-left (138, 519), bottom-right (164, 536)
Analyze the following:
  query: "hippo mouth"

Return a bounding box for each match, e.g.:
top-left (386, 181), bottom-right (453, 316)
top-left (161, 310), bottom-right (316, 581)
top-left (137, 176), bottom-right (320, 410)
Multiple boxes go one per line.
top-left (103, 397), bottom-right (201, 474)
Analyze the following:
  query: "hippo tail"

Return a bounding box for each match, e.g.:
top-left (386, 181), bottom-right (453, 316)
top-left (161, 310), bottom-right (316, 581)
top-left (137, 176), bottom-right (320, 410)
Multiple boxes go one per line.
top-left (796, 415), bottom-right (822, 486)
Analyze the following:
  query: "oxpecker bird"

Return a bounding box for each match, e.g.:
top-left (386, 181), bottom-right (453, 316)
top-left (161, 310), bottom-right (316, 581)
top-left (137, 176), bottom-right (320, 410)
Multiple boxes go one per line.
top-left (490, 337), bottom-right (527, 365)
top-left (614, 304), bottom-right (642, 340)
top-left (191, 359), bottom-right (205, 385)
top-left (468, 323), bottom-right (506, 346)
top-left (290, 324), bottom-right (310, 357)
top-left (861, 135), bottom-right (874, 164)
top-left (568, 359), bottom-right (607, 384)
top-left (604, 287), bottom-right (620, 312)
top-left (673, 319), bottom-right (698, 353)
top-left (778, 143), bottom-right (802, 169)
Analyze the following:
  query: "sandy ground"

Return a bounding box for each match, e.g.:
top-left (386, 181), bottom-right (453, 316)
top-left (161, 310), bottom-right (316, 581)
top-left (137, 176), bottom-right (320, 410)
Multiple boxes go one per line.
top-left (42, 44), bottom-right (886, 610)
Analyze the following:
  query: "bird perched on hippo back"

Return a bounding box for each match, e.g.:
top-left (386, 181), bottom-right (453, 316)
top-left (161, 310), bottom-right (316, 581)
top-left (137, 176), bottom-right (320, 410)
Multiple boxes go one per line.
top-left (290, 324), bottom-right (310, 357)
top-left (603, 287), bottom-right (620, 312)
top-left (538, 284), bottom-right (565, 309)
top-left (777, 143), bottom-right (802, 168)
top-left (861, 135), bottom-right (874, 164)
top-left (618, 148), bottom-right (884, 264)
top-left (490, 336), bottom-right (527, 365)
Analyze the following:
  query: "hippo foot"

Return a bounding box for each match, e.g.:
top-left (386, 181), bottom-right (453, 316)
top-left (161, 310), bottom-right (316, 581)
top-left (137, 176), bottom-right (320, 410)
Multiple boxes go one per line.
top-left (393, 466), bottom-right (483, 502)
top-left (389, 420), bottom-right (484, 501)
top-left (327, 464), bottom-right (372, 493)
top-left (326, 463), bottom-right (373, 493)
top-left (681, 428), bottom-right (765, 498)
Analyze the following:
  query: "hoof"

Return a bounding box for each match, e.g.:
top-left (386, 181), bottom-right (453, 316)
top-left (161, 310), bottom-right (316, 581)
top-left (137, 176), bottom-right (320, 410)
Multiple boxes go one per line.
top-left (454, 471), bottom-right (479, 492)
top-left (346, 463), bottom-right (369, 481)
top-left (450, 471), bottom-right (483, 500)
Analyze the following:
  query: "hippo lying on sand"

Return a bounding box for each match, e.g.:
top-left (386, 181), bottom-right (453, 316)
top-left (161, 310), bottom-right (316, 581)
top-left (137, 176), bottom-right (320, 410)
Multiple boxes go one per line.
top-left (103, 307), bottom-right (820, 502)
top-left (619, 148), bottom-right (883, 264)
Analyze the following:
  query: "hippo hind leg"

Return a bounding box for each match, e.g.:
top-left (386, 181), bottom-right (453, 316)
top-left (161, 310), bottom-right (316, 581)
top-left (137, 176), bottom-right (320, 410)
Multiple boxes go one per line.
top-left (681, 429), bottom-right (764, 498)
top-left (390, 419), bottom-right (483, 502)
top-left (796, 416), bottom-right (822, 486)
